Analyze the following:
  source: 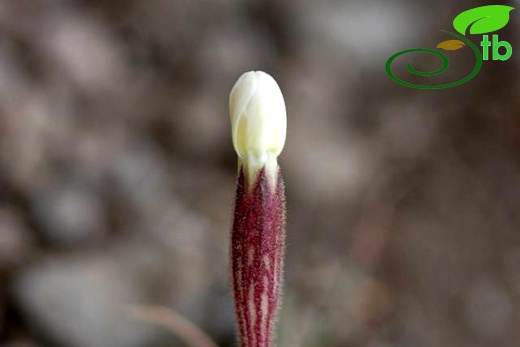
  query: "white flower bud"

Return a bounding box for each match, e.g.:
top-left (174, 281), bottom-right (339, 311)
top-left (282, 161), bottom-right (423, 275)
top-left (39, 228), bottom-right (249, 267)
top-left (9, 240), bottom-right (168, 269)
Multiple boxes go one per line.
top-left (229, 71), bottom-right (287, 185)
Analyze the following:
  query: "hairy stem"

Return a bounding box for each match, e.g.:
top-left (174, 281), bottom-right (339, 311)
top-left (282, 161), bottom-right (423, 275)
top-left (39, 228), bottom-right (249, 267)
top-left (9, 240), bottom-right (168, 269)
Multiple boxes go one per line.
top-left (231, 166), bottom-right (285, 347)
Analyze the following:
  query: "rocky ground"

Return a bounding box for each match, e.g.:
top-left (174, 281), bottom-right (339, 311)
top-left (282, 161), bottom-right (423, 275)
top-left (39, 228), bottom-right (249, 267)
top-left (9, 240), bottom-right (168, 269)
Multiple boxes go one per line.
top-left (0, 0), bottom-right (519, 347)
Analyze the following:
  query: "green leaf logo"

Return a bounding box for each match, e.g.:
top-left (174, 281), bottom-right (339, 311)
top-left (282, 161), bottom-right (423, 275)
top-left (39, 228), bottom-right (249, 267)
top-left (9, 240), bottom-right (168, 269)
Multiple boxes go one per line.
top-left (453, 5), bottom-right (514, 35)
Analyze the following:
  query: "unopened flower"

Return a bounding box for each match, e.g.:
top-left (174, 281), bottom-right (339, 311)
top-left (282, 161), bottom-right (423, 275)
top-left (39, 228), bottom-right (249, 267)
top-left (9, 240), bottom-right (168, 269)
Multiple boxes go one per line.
top-left (229, 71), bottom-right (287, 188)
top-left (229, 71), bottom-right (287, 347)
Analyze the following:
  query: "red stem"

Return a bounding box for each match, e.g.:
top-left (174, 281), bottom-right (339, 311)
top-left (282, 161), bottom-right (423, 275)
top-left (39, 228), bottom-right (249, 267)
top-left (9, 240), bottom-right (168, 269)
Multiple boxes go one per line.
top-left (231, 166), bottom-right (286, 347)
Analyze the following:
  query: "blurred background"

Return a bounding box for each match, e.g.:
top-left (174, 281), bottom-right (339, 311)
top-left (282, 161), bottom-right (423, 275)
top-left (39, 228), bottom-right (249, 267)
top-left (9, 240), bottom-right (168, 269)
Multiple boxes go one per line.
top-left (0, 0), bottom-right (520, 346)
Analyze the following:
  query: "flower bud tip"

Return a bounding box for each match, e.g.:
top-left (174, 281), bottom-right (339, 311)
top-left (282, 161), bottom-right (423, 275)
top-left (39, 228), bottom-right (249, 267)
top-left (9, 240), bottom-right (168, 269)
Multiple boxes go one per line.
top-left (229, 71), bottom-right (287, 187)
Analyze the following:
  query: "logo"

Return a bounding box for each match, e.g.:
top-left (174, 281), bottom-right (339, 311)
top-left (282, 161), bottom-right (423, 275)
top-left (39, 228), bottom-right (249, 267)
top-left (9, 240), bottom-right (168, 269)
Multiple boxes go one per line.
top-left (386, 5), bottom-right (514, 89)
